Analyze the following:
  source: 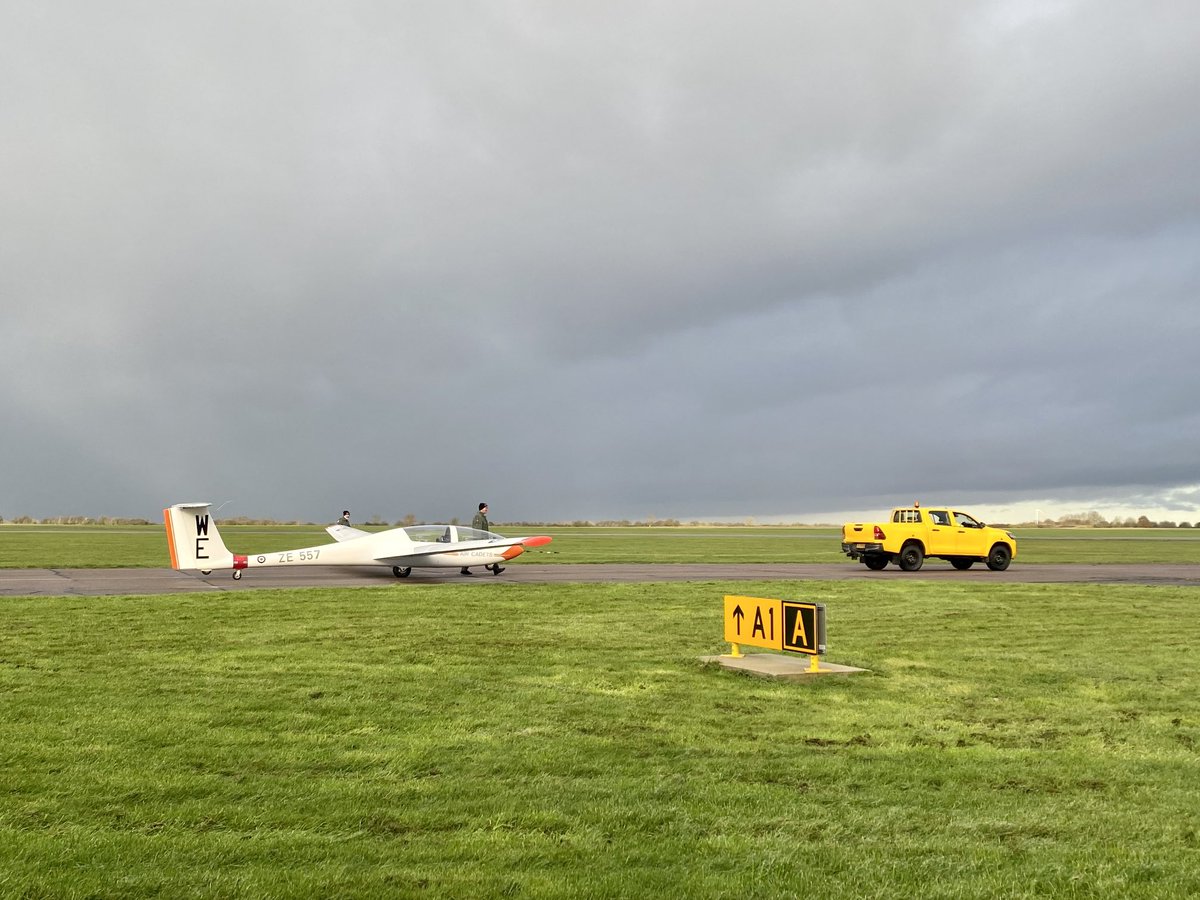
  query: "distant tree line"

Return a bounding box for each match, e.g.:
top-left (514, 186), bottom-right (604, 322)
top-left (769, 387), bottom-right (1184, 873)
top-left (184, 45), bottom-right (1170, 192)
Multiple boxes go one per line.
top-left (1017, 511), bottom-right (1199, 529)
top-left (1, 516), bottom-right (155, 525)
top-left (3, 513), bottom-right (1198, 529)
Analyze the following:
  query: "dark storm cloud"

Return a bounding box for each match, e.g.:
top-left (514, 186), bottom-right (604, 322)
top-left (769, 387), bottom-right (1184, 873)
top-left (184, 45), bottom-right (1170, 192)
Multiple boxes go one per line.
top-left (2, 1), bottom-right (1198, 524)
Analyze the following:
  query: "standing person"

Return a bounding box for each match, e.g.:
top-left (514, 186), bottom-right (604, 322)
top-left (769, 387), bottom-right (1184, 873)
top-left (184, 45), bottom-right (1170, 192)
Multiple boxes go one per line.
top-left (337, 510), bottom-right (350, 526)
top-left (461, 502), bottom-right (490, 575)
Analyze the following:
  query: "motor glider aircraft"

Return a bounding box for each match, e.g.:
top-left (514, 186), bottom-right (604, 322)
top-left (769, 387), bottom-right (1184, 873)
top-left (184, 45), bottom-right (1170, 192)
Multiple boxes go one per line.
top-left (164, 502), bottom-right (552, 580)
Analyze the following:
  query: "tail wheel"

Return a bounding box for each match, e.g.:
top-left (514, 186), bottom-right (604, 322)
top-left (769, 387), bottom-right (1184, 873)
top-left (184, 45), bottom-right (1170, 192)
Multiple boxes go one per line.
top-left (986, 544), bottom-right (1012, 571)
top-left (392, 566), bottom-right (412, 578)
top-left (897, 543), bottom-right (925, 572)
top-left (232, 570), bottom-right (242, 581)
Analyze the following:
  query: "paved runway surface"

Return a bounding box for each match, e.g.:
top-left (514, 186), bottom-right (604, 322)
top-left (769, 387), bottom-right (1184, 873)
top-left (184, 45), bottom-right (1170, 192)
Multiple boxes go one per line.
top-left (2, 563), bottom-right (1198, 596)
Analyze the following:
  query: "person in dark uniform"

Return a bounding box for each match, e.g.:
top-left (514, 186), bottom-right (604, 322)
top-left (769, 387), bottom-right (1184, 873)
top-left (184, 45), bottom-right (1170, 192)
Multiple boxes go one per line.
top-left (337, 510), bottom-right (350, 526)
top-left (461, 502), bottom-right (490, 575)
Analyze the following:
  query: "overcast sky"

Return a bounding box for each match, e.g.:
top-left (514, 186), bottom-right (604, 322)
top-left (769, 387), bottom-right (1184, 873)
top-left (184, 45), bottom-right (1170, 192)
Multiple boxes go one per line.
top-left (3, 1), bottom-right (1198, 526)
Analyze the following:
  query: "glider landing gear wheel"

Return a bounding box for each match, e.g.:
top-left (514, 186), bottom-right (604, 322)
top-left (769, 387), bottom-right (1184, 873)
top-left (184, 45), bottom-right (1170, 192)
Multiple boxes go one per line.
top-left (200, 570), bottom-right (212, 575)
top-left (487, 564), bottom-right (505, 575)
top-left (863, 557), bottom-right (888, 571)
top-left (232, 570), bottom-right (242, 581)
top-left (392, 566), bottom-right (412, 578)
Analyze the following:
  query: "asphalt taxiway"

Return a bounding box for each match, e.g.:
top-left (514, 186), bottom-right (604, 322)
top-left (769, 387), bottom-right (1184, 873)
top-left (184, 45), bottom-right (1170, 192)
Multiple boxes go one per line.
top-left (1, 563), bottom-right (1198, 596)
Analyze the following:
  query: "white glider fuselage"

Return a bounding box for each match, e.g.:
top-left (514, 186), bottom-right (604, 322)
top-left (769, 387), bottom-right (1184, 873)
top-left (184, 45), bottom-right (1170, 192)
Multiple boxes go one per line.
top-left (164, 503), bottom-right (551, 579)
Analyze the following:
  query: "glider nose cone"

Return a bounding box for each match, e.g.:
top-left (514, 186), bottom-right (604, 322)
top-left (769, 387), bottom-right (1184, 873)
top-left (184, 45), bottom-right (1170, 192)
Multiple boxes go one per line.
top-left (501, 536), bottom-right (552, 560)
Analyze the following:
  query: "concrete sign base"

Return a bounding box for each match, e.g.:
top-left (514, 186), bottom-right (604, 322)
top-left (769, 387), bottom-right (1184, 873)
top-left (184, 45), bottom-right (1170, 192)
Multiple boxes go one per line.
top-left (700, 653), bottom-right (869, 681)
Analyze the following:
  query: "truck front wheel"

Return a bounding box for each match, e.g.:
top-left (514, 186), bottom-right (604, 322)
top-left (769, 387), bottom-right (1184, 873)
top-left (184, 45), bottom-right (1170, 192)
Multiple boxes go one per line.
top-left (986, 544), bottom-right (1012, 571)
top-left (897, 543), bottom-right (925, 572)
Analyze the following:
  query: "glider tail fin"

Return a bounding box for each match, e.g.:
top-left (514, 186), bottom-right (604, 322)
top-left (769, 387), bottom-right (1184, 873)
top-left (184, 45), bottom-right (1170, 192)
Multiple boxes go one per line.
top-left (163, 503), bottom-right (235, 571)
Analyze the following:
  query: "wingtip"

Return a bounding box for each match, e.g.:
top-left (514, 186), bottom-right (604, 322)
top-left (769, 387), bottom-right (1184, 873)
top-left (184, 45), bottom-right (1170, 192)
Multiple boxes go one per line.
top-left (522, 535), bottom-right (553, 548)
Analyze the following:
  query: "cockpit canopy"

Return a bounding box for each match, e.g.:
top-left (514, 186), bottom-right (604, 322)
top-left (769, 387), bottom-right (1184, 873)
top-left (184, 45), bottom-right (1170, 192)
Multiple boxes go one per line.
top-left (403, 525), bottom-right (501, 544)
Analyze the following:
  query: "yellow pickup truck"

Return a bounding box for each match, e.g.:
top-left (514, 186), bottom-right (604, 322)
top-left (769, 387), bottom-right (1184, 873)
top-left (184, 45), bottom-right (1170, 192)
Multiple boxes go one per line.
top-left (841, 505), bottom-right (1017, 572)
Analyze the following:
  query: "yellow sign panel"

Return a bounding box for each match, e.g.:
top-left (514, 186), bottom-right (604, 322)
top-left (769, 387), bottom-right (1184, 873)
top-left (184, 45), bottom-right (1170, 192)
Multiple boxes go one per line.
top-left (723, 595), bottom-right (782, 651)
top-left (724, 595), bottom-right (826, 656)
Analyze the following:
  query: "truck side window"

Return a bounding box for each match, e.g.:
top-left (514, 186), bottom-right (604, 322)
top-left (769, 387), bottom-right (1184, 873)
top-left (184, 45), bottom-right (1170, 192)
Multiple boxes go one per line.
top-left (930, 510), bottom-right (949, 526)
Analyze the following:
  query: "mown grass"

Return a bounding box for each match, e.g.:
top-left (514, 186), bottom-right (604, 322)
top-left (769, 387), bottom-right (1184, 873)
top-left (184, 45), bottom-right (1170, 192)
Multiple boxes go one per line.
top-left (4, 523), bottom-right (1200, 568)
top-left (2, 581), bottom-right (1198, 897)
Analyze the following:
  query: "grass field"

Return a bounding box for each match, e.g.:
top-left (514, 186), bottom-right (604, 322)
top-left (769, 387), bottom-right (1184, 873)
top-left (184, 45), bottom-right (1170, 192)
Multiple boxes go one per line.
top-left (5, 523), bottom-right (1200, 567)
top-left (2, 580), bottom-right (1199, 897)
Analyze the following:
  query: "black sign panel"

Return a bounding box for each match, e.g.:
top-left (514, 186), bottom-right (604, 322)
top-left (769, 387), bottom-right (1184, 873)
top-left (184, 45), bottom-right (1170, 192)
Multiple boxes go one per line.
top-left (781, 601), bottom-right (826, 655)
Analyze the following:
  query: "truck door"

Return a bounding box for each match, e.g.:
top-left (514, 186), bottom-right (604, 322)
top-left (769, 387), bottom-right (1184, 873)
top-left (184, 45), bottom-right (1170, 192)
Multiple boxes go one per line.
top-left (926, 510), bottom-right (953, 554)
top-left (952, 511), bottom-right (988, 557)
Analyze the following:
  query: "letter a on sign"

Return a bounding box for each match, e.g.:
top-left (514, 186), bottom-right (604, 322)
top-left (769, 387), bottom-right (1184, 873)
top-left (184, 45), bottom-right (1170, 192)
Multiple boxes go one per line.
top-left (752, 607), bottom-right (766, 639)
top-left (790, 611), bottom-right (807, 646)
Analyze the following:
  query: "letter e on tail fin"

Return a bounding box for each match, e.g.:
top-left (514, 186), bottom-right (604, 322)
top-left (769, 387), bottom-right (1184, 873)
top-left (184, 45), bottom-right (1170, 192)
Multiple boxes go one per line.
top-left (163, 502), bottom-right (234, 570)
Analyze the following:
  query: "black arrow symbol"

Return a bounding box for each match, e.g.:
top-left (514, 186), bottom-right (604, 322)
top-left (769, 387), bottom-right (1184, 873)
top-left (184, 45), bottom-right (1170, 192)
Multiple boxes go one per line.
top-left (732, 605), bottom-right (744, 635)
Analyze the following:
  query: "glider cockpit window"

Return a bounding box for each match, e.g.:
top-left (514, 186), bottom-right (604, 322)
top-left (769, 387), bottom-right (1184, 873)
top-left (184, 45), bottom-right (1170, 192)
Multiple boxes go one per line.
top-left (457, 527), bottom-right (499, 542)
top-left (401, 525), bottom-right (502, 543)
top-left (404, 525), bottom-right (453, 543)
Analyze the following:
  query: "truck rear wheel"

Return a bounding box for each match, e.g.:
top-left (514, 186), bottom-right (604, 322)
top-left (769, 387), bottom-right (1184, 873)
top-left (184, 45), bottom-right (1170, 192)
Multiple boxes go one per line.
top-left (986, 544), bottom-right (1012, 571)
top-left (897, 543), bottom-right (924, 572)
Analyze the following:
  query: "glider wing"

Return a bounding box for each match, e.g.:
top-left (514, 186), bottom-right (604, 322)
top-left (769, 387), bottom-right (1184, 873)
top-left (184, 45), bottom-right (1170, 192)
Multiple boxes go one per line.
top-left (326, 524), bottom-right (373, 542)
